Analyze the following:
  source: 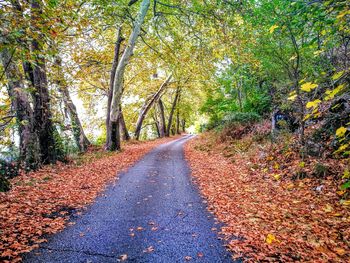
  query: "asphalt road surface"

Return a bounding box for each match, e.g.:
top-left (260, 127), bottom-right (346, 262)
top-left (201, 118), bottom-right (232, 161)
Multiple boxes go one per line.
top-left (24, 135), bottom-right (234, 263)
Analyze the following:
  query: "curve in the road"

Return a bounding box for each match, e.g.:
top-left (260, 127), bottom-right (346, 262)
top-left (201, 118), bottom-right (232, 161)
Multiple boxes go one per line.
top-left (24, 135), bottom-right (236, 263)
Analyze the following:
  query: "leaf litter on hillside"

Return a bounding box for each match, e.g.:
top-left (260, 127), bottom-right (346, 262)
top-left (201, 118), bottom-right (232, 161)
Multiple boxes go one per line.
top-left (185, 134), bottom-right (350, 262)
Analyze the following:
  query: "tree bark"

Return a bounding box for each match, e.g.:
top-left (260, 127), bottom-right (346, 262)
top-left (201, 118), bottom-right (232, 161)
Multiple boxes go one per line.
top-left (106, 27), bottom-right (124, 150)
top-left (157, 99), bottom-right (166, 137)
top-left (152, 114), bottom-right (161, 138)
top-left (166, 87), bottom-right (180, 137)
top-left (110, 0), bottom-right (150, 149)
top-left (181, 119), bottom-right (186, 132)
top-left (54, 56), bottom-right (90, 152)
top-left (119, 110), bottom-right (130, 141)
top-left (134, 74), bottom-right (172, 140)
top-left (176, 110), bottom-right (180, 134)
top-left (0, 47), bottom-right (40, 170)
top-left (28, 0), bottom-right (58, 164)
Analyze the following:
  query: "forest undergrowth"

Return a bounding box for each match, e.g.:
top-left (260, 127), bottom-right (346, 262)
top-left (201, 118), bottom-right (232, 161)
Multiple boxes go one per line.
top-left (185, 123), bottom-right (349, 262)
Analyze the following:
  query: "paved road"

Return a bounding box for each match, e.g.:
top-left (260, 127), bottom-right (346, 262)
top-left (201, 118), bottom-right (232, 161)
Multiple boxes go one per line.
top-left (25, 135), bottom-right (234, 263)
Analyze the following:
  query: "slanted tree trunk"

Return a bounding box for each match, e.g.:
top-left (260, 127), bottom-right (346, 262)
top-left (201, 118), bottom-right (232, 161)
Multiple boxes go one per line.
top-left (106, 27), bottom-right (124, 150)
top-left (110, 0), bottom-right (150, 150)
top-left (166, 87), bottom-right (180, 137)
top-left (54, 56), bottom-right (90, 152)
top-left (134, 75), bottom-right (172, 140)
top-left (0, 46), bottom-right (40, 170)
top-left (157, 99), bottom-right (166, 137)
top-left (27, 0), bottom-right (58, 164)
top-left (119, 110), bottom-right (130, 141)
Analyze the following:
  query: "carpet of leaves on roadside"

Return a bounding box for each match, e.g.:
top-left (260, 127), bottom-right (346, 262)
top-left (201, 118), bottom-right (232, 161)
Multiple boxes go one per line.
top-left (0, 136), bottom-right (178, 262)
top-left (185, 131), bottom-right (350, 262)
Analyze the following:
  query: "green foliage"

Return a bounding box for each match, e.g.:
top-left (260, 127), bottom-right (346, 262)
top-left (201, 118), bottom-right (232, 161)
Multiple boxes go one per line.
top-left (223, 112), bottom-right (261, 126)
top-left (0, 175), bottom-right (10, 192)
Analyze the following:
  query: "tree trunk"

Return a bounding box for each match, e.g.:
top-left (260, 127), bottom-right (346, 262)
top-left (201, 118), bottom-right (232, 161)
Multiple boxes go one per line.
top-left (28, 0), bottom-right (58, 164)
top-left (119, 111), bottom-right (130, 141)
top-left (106, 27), bottom-right (124, 150)
top-left (110, 0), bottom-right (150, 149)
top-left (237, 78), bottom-right (243, 112)
top-left (176, 109), bottom-right (180, 134)
top-left (157, 99), bottom-right (166, 137)
top-left (134, 75), bottom-right (172, 140)
top-left (176, 93), bottom-right (181, 134)
top-left (166, 87), bottom-right (180, 137)
top-left (181, 119), bottom-right (186, 132)
top-left (0, 47), bottom-right (40, 170)
top-left (54, 56), bottom-right (90, 152)
top-left (153, 115), bottom-right (161, 138)
top-left (110, 120), bottom-right (120, 150)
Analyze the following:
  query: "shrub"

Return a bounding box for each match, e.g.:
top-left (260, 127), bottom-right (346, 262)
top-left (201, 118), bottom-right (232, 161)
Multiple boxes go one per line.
top-left (223, 112), bottom-right (261, 126)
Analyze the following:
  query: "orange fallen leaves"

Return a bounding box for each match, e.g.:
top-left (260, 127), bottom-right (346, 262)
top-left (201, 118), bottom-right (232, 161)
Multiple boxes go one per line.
top-left (185, 134), bottom-right (350, 262)
top-left (0, 136), bottom-right (179, 261)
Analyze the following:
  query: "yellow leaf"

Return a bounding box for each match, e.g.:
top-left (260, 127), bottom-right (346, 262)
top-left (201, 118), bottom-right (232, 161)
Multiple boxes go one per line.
top-left (324, 204), bottom-right (333, 213)
top-left (300, 82), bottom-right (318, 92)
top-left (336, 10), bottom-right (350, 20)
top-left (325, 84), bottom-right (345, 101)
top-left (289, 55), bottom-right (297, 61)
top-left (332, 71), bottom-right (344, 80)
top-left (288, 94), bottom-right (297, 101)
top-left (306, 99), bottom-right (321, 109)
top-left (273, 174), bottom-right (281, 180)
top-left (336, 127), bottom-right (347, 137)
top-left (335, 144), bottom-right (349, 153)
top-left (269, 25), bottom-right (279, 34)
top-left (342, 170), bottom-right (350, 179)
top-left (303, 113), bottom-right (311, 121)
top-left (337, 190), bottom-right (346, 196)
top-left (313, 50), bottom-right (324, 56)
top-left (340, 200), bottom-right (350, 206)
top-left (266, 233), bottom-right (279, 244)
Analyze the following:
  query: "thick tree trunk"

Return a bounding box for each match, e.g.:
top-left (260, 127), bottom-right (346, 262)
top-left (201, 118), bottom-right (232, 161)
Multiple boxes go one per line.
top-left (134, 75), bottom-right (172, 140)
top-left (27, 0), bottom-right (58, 164)
top-left (166, 87), bottom-right (180, 137)
top-left (54, 56), bottom-right (90, 152)
top-left (106, 27), bottom-right (124, 150)
top-left (110, 0), bottom-right (150, 149)
top-left (109, 120), bottom-right (120, 150)
top-left (119, 111), bottom-right (130, 141)
top-left (0, 47), bottom-right (40, 170)
top-left (181, 119), bottom-right (186, 132)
